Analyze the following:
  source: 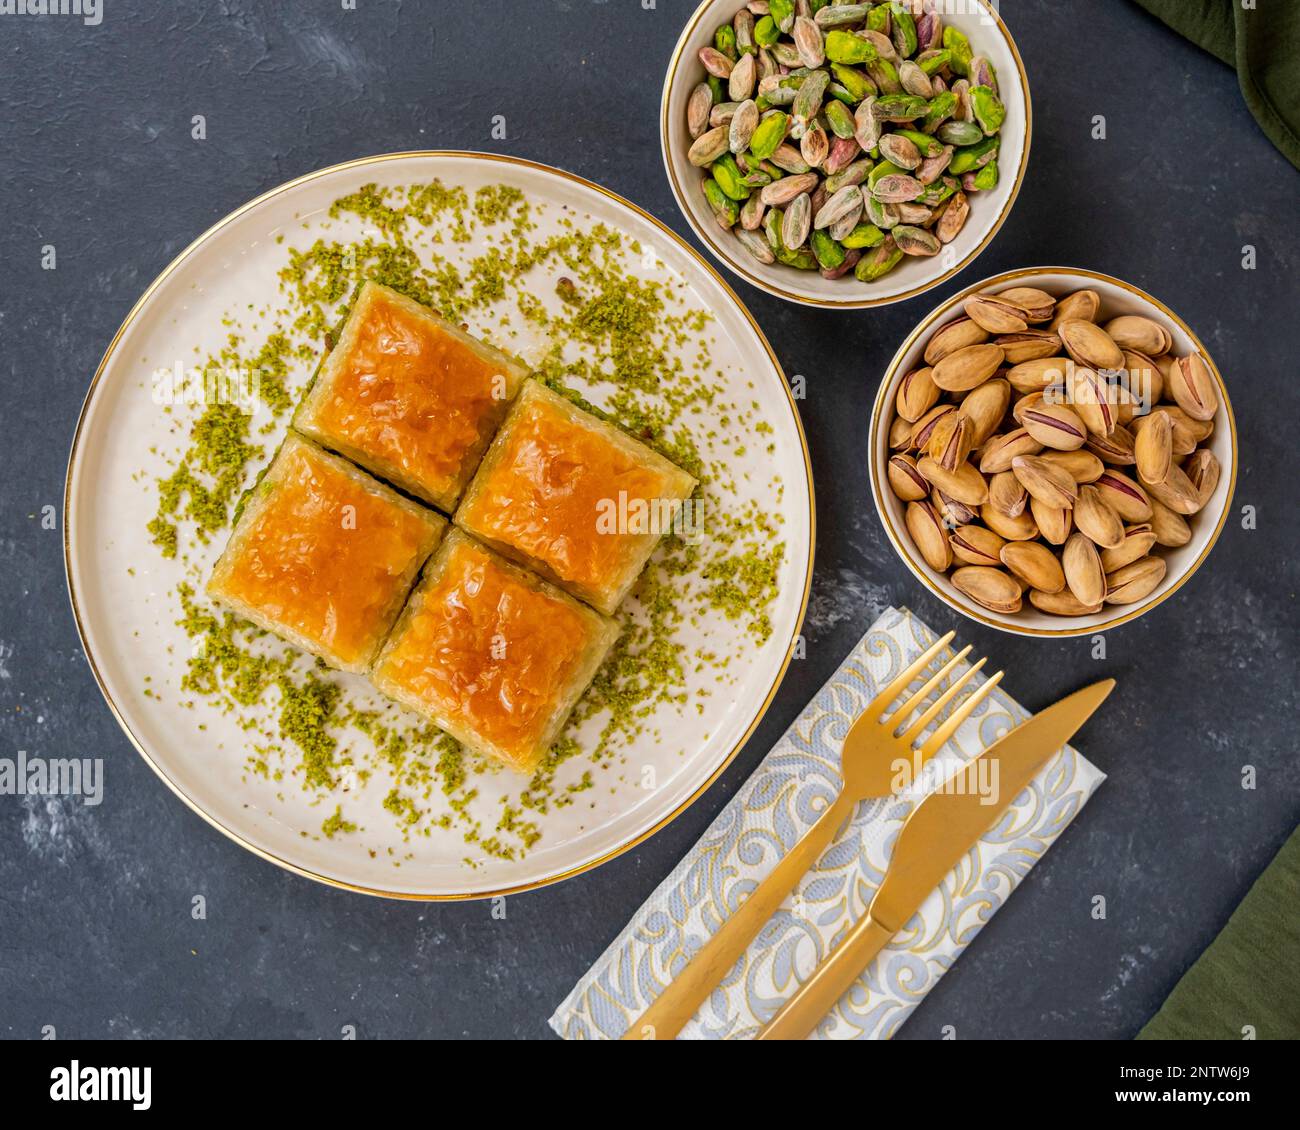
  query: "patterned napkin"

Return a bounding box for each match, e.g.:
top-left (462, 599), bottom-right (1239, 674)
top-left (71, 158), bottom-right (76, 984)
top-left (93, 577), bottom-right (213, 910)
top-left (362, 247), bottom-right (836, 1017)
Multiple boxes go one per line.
top-left (550, 607), bottom-right (1105, 1040)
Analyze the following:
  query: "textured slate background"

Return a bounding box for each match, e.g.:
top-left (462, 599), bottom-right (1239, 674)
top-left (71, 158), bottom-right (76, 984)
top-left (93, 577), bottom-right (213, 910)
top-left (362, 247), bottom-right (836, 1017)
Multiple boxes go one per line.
top-left (0, 0), bottom-right (1296, 1040)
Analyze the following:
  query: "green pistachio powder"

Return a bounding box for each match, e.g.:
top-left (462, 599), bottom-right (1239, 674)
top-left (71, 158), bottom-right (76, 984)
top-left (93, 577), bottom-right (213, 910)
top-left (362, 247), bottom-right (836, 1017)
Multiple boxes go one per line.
top-left (143, 181), bottom-right (785, 865)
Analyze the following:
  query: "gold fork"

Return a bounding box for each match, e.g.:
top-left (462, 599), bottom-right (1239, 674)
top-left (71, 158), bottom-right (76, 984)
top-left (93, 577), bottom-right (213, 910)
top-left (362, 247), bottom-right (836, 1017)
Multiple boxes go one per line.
top-left (623, 630), bottom-right (1003, 1041)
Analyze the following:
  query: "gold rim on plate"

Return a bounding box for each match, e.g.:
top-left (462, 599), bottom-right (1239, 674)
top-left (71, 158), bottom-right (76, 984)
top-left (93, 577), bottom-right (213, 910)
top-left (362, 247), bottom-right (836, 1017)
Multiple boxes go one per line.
top-left (659, 0), bottom-right (1034, 309)
top-left (868, 265), bottom-right (1238, 637)
top-left (63, 150), bottom-right (816, 901)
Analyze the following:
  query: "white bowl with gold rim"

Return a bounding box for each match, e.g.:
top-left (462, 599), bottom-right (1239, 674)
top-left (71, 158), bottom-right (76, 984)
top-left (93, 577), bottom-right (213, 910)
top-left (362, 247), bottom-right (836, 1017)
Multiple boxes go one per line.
top-left (868, 267), bottom-right (1238, 637)
top-left (660, 0), bottom-right (1031, 308)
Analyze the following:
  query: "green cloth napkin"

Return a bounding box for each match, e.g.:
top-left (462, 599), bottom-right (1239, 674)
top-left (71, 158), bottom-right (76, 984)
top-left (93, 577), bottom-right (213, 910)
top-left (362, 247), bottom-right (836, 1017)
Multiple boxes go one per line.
top-left (1133, 0), bottom-right (1300, 168)
top-left (1138, 826), bottom-right (1300, 1040)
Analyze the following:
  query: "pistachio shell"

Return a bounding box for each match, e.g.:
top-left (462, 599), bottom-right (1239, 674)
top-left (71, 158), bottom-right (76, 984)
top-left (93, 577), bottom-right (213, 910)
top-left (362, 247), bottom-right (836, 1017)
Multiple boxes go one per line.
top-left (932, 489), bottom-right (978, 529)
top-left (1065, 366), bottom-right (1118, 437)
top-left (1029, 497), bottom-right (1072, 546)
top-left (981, 502), bottom-right (1039, 541)
top-left (889, 452), bottom-right (930, 499)
top-left (1058, 319), bottom-right (1125, 372)
top-left (1007, 356), bottom-right (1070, 395)
top-left (1019, 402), bottom-right (1088, 451)
top-left (995, 287), bottom-right (1056, 323)
top-left (909, 403), bottom-right (958, 451)
top-left (1085, 424), bottom-right (1137, 466)
top-left (988, 470), bottom-right (1028, 518)
top-left (1148, 497), bottom-right (1192, 547)
top-left (957, 378), bottom-right (1010, 446)
top-left (889, 414), bottom-right (914, 450)
top-left (916, 456), bottom-right (989, 506)
top-left (978, 428), bottom-right (1041, 474)
top-left (1012, 390), bottom-right (1045, 424)
top-left (951, 566), bottom-right (1023, 614)
top-left (996, 331), bottom-right (1061, 365)
top-left (1133, 409), bottom-right (1173, 485)
top-left (1040, 450), bottom-right (1104, 483)
top-left (923, 317), bottom-right (990, 365)
top-left (1099, 525), bottom-right (1157, 573)
top-left (1072, 484), bottom-right (1125, 550)
top-left (950, 524), bottom-right (1006, 567)
top-left (931, 343), bottom-right (1005, 392)
top-left (1001, 541), bottom-right (1065, 594)
top-left (1062, 533), bottom-right (1105, 608)
top-left (905, 499), bottom-right (952, 572)
top-left (1029, 588), bottom-right (1102, 617)
top-left (895, 367), bottom-right (940, 422)
top-left (1095, 470), bottom-right (1153, 523)
top-left (964, 294), bottom-right (1029, 335)
top-left (1134, 406), bottom-right (1209, 456)
top-left (1143, 462), bottom-right (1201, 515)
top-left (1120, 350), bottom-right (1164, 416)
top-left (1183, 449), bottom-right (1221, 510)
top-left (1012, 454), bottom-right (1077, 509)
top-left (926, 413), bottom-right (974, 471)
top-left (1168, 353), bottom-right (1219, 422)
top-left (1103, 315), bottom-right (1171, 356)
top-left (1049, 289), bottom-right (1100, 331)
top-left (1105, 557), bottom-right (1167, 605)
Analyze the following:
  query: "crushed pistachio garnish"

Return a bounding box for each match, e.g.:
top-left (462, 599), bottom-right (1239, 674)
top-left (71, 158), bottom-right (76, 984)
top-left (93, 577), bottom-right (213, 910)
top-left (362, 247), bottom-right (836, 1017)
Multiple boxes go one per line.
top-left (145, 179), bottom-right (788, 865)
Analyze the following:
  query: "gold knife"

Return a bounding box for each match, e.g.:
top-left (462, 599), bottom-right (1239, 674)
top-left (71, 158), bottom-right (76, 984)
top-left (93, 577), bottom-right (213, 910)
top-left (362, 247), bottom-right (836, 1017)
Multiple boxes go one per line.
top-left (757, 679), bottom-right (1115, 1041)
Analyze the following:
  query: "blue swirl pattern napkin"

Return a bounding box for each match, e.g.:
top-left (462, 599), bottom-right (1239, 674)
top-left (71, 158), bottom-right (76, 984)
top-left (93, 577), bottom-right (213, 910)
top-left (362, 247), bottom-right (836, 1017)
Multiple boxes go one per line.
top-left (550, 607), bottom-right (1105, 1040)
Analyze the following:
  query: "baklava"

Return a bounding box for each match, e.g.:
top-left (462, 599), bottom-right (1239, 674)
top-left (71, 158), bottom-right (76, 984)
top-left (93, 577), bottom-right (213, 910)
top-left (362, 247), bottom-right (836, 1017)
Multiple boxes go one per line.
top-left (208, 434), bottom-right (446, 673)
top-left (454, 380), bottom-right (698, 614)
top-left (372, 530), bottom-right (619, 773)
top-left (295, 280), bottom-right (527, 512)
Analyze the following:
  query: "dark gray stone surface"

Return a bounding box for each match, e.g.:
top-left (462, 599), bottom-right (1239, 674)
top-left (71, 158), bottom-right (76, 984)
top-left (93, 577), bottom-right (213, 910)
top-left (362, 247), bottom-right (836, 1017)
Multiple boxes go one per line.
top-left (0, 0), bottom-right (1295, 1040)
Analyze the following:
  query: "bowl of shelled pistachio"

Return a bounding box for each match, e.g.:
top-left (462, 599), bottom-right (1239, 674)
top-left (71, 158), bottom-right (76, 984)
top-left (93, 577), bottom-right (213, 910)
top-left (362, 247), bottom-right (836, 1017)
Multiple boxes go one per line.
top-left (661, 0), bottom-right (1031, 307)
top-left (869, 267), bottom-right (1237, 637)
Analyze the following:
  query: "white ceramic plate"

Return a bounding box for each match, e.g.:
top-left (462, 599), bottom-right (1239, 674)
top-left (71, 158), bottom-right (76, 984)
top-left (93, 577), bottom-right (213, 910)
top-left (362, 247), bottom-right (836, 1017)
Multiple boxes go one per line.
top-left (869, 267), bottom-right (1236, 637)
top-left (65, 152), bottom-right (813, 899)
top-left (661, 0), bottom-right (1031, 308)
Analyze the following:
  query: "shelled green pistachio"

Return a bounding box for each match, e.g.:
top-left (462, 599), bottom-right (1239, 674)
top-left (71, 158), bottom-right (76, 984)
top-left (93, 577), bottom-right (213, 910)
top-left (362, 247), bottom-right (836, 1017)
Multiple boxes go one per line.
top-left (689, 1), bottom-right (1007, 283)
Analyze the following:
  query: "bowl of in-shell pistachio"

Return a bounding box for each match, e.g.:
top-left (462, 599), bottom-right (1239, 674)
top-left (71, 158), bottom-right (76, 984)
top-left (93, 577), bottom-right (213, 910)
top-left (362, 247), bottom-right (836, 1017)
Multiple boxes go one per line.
top-left (661, 0), bottom-right (1031, 307)
top-left (869, 267), bottom-right (1237, 637)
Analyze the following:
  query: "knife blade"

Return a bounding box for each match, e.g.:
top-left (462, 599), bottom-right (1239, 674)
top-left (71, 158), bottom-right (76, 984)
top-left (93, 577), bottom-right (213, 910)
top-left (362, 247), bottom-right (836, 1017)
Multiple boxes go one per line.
top-left (758, 678), bottom-right (1115, 1040)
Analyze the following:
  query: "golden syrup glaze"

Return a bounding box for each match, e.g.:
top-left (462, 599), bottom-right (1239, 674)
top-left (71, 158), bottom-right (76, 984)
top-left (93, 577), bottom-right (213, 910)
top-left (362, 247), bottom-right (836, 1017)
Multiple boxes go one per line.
top-left (308, 284), bottom-right (516, 504)
top-left (211, 439), bottom-right (439, 667)
top-left (375, 535), bottom-right (601, 771)
top-left (458, 387), bottom-right (686, 601)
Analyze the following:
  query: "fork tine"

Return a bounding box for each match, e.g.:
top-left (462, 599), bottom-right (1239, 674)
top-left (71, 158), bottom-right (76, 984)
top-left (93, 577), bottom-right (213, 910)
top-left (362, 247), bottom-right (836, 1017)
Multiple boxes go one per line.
top-left (896, 656), bottom-right (987, 745)
top-left (886, 646), bottom-right (973, 730)
top-left (864, 630), bottom-right (956, 722)
top-left (916, 670), bottom-right (1005, 759)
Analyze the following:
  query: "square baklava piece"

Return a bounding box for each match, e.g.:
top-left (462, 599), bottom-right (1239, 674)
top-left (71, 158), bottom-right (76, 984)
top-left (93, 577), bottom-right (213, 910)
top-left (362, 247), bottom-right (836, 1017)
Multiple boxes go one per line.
top-left (295, 280), bottom-right (528, 512)
top-left (372, 530), bottom-right (619, 773)
top-left (208, 434), bottom-right (446, 674)
top-left (454, 380), bottom-right (698, 615)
